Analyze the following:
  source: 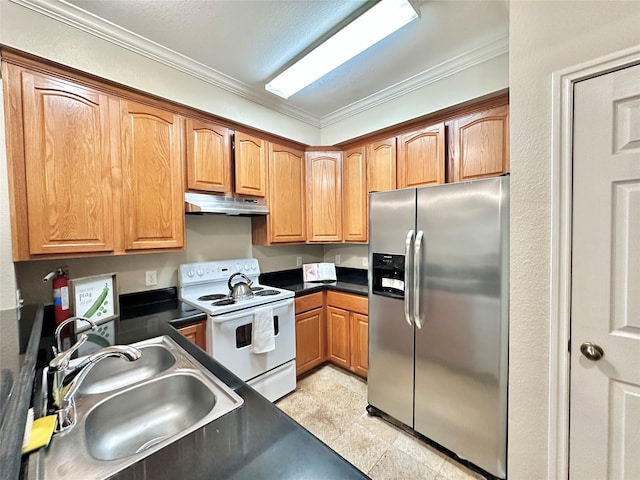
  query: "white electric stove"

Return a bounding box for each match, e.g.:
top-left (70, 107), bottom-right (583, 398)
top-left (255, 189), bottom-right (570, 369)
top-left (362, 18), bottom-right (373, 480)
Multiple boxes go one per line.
top-left (178, 258), bottom-right (296, 402)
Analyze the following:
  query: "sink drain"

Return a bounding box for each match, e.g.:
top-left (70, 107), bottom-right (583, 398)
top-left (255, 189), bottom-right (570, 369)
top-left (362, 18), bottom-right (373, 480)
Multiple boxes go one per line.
top-left (136, 436), bottom-right (169, 453)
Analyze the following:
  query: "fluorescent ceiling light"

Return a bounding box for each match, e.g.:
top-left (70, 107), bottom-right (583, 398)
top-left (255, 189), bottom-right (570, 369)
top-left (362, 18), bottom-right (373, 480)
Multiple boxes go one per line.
top-left (265, 0), bottom-right (419, 99)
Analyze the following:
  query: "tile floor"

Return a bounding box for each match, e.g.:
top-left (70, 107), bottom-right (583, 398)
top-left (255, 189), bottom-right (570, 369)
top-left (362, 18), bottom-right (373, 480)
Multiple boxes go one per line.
top-left (275, 365), bottom-right (487, 480)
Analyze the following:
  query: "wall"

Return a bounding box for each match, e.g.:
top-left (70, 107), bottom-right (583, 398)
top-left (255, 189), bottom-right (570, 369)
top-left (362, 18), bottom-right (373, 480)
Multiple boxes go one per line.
top-left (0, 1), bottom-right (320, 146)
top-left (0, 0), bottom-right (507, 310)
top-left (321, 53), bottom-right (509, 145)
top-left (509, 2), bottom-right (640, 479)
top-left (13, 215), bottom-right (322, 306)
top-left (323, 244), bottom-right (369, 269)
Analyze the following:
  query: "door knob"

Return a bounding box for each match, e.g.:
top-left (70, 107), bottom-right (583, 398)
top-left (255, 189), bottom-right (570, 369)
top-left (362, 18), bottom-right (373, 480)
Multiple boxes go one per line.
top-left (580, 342), bottom-right (604, 361)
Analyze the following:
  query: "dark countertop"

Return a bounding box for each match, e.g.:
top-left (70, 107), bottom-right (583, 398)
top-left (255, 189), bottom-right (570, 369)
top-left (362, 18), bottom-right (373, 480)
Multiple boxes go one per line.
top-left (261, 267), bottom-right (369, 298)
top-left (1, 304), bottom-right (43, 480)
top-left (18, 289), bottom-right (368, 480)
top-left (281, 280), bottom-right (369, 297)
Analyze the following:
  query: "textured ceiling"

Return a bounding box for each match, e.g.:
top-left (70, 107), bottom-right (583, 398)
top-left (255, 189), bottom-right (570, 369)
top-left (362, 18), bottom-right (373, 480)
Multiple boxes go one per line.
top-left (64, 0), bottom-right (509, 123)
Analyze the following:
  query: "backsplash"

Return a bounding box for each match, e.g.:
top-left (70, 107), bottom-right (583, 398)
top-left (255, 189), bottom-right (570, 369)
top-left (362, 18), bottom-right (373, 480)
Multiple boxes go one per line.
top-left (13, 215), bottom-right (368, 306)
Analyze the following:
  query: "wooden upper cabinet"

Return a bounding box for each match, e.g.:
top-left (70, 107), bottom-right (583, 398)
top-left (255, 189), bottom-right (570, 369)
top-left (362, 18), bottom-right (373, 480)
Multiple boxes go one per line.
top-left (119, 99), bottom-right (184, 251)
top-left (267, 143), bottom-right (306, 243)
top-left (234, 131), bottom-right (267, 197)
top-left (18, 69), bottom-right (115, 256)
top-left (367, 137), bottom-right (396, 192)
top-left (342, 146), bottom-right (367, 243)
top-left (186, 118), bottom-right (231, 193)
top-left (397, 122), bottom-right (445, 189)
top-left (306, 151), bottom-right (342, 243)
top-left (448, 104), bottom-right (510, 182)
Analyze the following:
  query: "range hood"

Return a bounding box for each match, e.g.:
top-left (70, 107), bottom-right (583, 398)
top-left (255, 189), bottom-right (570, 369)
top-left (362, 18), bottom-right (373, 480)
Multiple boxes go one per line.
top-left (185, 192), bottom-right (269, 216)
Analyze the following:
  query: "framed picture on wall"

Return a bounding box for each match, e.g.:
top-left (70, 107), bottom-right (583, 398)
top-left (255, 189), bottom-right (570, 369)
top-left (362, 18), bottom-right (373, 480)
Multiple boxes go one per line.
top-left (69, 272), bottom-right (118, 328)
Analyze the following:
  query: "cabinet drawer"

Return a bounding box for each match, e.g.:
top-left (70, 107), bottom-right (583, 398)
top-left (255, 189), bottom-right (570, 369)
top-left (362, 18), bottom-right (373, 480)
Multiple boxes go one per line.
top-left (326, 291), bottom-right (368, 315)
top-left (295, 292), bottom-right (323, 313)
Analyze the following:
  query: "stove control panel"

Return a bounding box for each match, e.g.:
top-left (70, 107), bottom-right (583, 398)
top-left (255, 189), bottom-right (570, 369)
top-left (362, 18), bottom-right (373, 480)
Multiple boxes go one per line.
top-left (179, 258), bottom-right (260, 286)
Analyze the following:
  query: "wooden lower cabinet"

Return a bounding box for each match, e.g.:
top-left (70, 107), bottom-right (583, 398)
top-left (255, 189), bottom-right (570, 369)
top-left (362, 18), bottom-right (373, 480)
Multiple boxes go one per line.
top-left (350, 312), bottom-right (369, 378)
top-left (177, 320), bottom-right (207, 351)
top-left (294, 292), bottom-right (326, 376)
top-left (327, 306), bottom-right (351, 369)
top-left (326, 291), bottom-right (368, 378)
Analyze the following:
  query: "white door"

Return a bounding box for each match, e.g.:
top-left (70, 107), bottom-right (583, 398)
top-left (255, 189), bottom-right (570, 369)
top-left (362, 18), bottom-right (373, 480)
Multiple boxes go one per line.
top-left (570, 63), bottom-right (640, 479)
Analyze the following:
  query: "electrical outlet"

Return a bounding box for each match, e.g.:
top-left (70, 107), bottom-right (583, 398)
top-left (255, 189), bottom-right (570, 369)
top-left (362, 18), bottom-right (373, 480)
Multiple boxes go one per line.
top-left (335, 255), bottom-right (341, 265)
top-left (145, 270), bottom-right (158, 286)
top-left (296, 256), bottom-right (302, 267)
top-left (362, 257), bottom-right (369, 268)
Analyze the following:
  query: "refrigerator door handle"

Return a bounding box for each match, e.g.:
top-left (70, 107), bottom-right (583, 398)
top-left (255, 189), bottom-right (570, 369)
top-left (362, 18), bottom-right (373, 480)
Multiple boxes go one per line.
top-left (414, 230), bottom-right (424, 329)
top-left (404, 229), bottom-right (415, 327)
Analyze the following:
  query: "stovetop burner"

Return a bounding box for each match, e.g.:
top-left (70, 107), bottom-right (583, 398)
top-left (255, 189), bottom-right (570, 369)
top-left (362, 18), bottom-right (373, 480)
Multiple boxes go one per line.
top-left (198, 293), bottom-right (228, 301)
top-left (255, 289), bottom-right (280, 296)
top-left (251, 286), bottom-right (264, 292)
top-left (212, 298), bottom-right (236, 306)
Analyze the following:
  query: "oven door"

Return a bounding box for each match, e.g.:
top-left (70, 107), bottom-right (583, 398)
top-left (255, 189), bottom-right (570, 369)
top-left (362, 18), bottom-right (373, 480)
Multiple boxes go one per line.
top-left (206, 298), bottom-right (295, 382)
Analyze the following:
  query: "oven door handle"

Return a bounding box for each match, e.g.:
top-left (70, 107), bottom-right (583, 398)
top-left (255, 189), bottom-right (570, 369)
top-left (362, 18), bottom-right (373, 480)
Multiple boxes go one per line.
top-left (209, 298), bottom-right (294, 323)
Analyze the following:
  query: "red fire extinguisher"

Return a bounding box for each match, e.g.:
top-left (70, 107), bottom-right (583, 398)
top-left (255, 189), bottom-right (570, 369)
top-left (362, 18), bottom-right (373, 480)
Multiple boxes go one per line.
top-left (44, 267), bottom-right (70, 326)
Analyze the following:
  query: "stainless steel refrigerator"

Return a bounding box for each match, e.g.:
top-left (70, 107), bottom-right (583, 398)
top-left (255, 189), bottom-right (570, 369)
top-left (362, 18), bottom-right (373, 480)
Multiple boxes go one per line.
top-left (367, 175), bottom-right (508, 479)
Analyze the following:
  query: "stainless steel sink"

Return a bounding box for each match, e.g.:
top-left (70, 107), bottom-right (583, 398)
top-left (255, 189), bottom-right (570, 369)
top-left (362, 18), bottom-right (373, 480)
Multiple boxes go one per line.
top-left (85, 373), bottom-right (216, 461)
top-left (37, 335), bottom-right (243, 480)
top-left (78, 343), bottom-right (176, 394)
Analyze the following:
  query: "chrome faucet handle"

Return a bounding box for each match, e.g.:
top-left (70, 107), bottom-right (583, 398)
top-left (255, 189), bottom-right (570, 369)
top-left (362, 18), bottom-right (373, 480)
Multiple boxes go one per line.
top-left (50, 334), bottom-right (89, 371)
top-left (62, 345), bottom-right (142, 403)
top-left (54, 317), bottom-right (97, 355)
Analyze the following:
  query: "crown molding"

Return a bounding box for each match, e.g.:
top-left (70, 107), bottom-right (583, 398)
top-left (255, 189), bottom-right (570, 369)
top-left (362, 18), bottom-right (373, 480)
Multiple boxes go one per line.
top-left (10, 0), bottom-right (323, 127)
top-left (320, 34), bottom-right (509, 127)
top-left (11, 0), bottom-right (508, 129)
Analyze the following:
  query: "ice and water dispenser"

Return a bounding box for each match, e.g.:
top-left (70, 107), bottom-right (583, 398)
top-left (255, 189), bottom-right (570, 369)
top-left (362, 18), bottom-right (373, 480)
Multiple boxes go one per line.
top-left (371, 253), bottom-right (405, 299)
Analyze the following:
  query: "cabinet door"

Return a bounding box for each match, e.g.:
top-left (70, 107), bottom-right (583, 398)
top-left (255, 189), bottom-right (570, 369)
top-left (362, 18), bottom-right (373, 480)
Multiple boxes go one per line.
top-left (448, 105), bottom-right (509, 182)
top-left (327, 306), bottom-right (350, 369)
top-left (343, 146), bottom-right (367, 243)
top-left (186, 118), bottom-right (231, 193)
top-left (295, 307), bottom-right (325, 376)
top-left (178, 321), bottom-right (207, 351)
top-left (120, 99), bottom-right (184, 250)
top-left (306, 151), bottom-right (342, 242)
top-left (397, 123), bottom-right (445, 189)
top-left (20, 70), bottom-right (115, 255)
top-left (367, 137), bottom-right (396, 192)
top-left (268, 143), bottom-right (306, 243)
top-left (350, 313), bottom-right (368, 378)
top-left (234, 131), bottom-right (267, 197)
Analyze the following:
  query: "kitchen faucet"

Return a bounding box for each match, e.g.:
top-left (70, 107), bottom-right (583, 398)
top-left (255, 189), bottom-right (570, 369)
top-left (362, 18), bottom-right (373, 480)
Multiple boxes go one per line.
top-left (46, 329), bottom-right (142, 432)
top-left (54, 316), bottom-right (96, 354)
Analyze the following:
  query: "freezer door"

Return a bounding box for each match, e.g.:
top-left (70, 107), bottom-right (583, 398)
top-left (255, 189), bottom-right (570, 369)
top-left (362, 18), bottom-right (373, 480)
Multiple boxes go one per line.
top-left (368, 188), bottom-right (416, 428)
top-left (414, 176), bottom-right (509, 478)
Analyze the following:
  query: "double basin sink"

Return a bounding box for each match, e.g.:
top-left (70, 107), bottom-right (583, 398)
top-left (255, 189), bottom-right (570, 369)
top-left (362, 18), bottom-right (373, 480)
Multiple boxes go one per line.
top-left (37, 335), bottom-right (244, 480)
